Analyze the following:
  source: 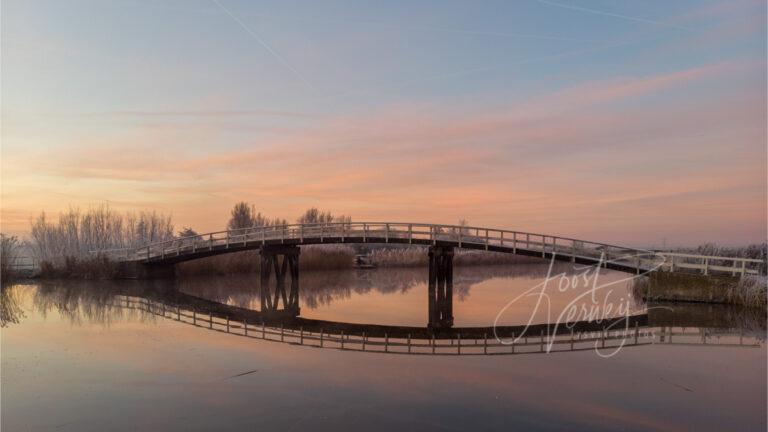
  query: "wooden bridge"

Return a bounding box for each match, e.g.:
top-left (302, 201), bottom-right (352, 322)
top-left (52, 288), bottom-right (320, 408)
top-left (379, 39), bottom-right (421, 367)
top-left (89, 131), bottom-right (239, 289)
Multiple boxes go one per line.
top-left (99, 222), bottom-right (763, 277)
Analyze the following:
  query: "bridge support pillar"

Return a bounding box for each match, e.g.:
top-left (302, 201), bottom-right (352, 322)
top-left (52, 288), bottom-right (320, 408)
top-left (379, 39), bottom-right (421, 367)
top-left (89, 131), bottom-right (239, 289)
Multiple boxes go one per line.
top-left (428, 246), bottom-right (454, 329)
top-left (260, 245), bottom-right (300, 318)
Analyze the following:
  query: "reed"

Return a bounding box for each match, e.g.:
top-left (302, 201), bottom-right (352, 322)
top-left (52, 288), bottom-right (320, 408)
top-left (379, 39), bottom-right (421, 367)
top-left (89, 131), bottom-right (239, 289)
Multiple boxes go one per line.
top-left (729, 275), bottom-right (767, 308)
top-left (1, 234), bottom-right (20, 282)
top-left (632, 274), bottom-right (767, 309)
top-left (176, 245), bottom-right (356, 276)
top-left (369, 247), bottom-right (543, 267)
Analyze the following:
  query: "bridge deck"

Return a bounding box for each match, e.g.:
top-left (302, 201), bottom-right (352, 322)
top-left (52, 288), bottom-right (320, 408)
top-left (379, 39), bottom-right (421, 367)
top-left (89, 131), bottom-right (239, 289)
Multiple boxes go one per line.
top-left (97, 222), bottom-right (763, 277)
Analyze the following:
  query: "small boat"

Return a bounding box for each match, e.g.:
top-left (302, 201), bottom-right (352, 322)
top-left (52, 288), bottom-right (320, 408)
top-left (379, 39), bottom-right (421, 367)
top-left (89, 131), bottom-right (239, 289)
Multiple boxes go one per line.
top-left (353, 254), bottom-right (376, 269)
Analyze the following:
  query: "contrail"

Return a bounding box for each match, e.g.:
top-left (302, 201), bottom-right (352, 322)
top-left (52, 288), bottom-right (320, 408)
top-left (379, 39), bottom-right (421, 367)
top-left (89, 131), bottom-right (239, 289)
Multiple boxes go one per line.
top-left (211, 0), bottom-right (314, 89)
top-left (535, 0), bottom-right (692, 32)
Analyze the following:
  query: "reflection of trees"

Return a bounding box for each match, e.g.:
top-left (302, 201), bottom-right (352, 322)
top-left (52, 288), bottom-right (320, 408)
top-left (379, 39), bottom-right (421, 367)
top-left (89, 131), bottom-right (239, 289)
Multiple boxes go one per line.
top-left (30, 280), bottom-right (159, 326)
top-left (176, 263), bottom-right (576, 310)
top-left (1, 284), bottom-right (26, 327)
top-left (8, 273), bottom-right (767, 341)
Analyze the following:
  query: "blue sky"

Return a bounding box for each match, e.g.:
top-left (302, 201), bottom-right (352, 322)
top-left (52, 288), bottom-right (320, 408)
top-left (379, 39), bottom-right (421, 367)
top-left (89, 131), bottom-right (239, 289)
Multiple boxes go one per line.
top-left (2, 0), bottom-right (766, 246)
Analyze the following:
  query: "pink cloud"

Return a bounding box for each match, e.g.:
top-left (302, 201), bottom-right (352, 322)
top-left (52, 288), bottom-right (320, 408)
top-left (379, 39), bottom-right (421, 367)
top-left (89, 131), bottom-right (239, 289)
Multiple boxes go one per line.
top-left (3, 61), bottom-right (764, 245)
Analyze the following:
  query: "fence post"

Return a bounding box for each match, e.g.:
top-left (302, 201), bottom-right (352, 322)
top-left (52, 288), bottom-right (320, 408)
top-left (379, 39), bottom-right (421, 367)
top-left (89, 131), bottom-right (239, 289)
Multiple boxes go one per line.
top-left (457, 333), bottom-right (461, 354)
top-left (244, 321), bottom-right (248, 336)
top-left (300, 327), bottom-right (303, 345)
top-left (384, 333), bottom-right (389, 352)
top-left (386, 224), bottom-right (389, 243)
top-left (704, 258), bottom-right (709, 276)
top-left (262, 322), bottom-right (266, 339)
top-left (362, 332), bottom-right (366, 351)
top-left (572, 241), bottom-right (576, 262)
top-left (634, 321), bottom-right (639, 345)
top-left (340, 330), bottom-right (345, 349)
top-left (226, 316), bottom-right (230, 333)
top-left (407, 334), bottom-right (411, 353)
top-left (430, 225), bottom-right (435, 244)
top-left (320, 329), bottom-right (324, 347)
top-left (483, 333), bottom-right (488, 354)
top-left (409, 224), bottom-right (413, 244)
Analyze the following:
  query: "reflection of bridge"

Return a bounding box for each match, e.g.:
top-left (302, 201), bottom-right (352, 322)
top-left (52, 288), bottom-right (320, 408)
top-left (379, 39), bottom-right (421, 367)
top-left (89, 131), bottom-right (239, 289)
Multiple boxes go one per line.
top-left (103, 222), bottom-right (762, 278)
top-left (110, 292), bottom-right (762, 356)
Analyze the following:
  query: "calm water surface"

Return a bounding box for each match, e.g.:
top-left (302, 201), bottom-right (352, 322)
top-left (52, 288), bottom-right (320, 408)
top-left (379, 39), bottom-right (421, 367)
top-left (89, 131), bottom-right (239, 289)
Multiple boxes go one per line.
top-left (2, 264), bottom-right (765, 431)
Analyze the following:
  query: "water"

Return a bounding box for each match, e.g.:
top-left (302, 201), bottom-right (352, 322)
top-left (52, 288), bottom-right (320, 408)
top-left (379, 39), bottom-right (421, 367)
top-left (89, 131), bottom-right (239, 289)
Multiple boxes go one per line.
top-left (2, 264), bottom-right (765, 431)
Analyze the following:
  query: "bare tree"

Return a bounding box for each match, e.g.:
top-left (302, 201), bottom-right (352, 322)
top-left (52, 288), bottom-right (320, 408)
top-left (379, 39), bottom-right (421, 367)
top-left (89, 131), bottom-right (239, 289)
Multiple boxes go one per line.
top-left (297, 207), bottom-right (350, 225)
top-left (178, 227), bottom-right (199, 238)
top-left (1, 234), bottom-right (19, 282)
top-left (29, 204), bottom-right (174, 266)
top-left (227, 202), bottom-right (255, 230)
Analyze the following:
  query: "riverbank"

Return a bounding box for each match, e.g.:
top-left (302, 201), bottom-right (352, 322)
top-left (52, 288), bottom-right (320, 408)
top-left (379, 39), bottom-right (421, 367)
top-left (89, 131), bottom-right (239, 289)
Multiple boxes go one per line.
top-left (633, 273), bottom-right (767, 309)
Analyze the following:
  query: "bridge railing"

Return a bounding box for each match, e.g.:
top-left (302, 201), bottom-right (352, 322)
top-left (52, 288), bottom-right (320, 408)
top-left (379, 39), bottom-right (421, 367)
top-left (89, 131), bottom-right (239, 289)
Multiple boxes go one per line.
top-left (653, 252), bottom-right (764, 277)
top-left (94, 222), bottom-right (763, 277)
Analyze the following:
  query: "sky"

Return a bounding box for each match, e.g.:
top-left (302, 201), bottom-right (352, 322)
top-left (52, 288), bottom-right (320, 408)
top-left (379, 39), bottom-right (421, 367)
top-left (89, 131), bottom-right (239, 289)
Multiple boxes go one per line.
top-left (1, 0), bottom-right (766, 247)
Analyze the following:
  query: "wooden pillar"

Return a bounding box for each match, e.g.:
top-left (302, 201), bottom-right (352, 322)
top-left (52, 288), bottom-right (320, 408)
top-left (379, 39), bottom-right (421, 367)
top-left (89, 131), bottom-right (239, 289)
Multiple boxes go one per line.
top-left (428, 246), bottom-right (454, 329)
top-left (259, 245), bottom-right (301, 317)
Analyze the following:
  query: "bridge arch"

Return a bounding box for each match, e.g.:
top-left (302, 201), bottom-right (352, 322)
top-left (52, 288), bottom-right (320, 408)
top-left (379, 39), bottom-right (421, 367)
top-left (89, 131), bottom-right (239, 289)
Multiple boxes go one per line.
top-left (106, 222), bottom-right (672, 275)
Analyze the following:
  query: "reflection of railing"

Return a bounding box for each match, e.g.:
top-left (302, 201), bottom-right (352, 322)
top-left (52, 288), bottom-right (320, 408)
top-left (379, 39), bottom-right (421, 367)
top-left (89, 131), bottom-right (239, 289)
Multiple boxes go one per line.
top-left (113, 295), bottom-right (761, 356)
top-left (92, 222), bottom-right (764, 277)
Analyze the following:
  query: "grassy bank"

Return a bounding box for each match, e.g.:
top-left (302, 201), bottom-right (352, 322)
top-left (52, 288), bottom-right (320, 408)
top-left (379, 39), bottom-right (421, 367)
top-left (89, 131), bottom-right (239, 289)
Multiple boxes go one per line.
top-left (633, 273), bottom-right (767, 309)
